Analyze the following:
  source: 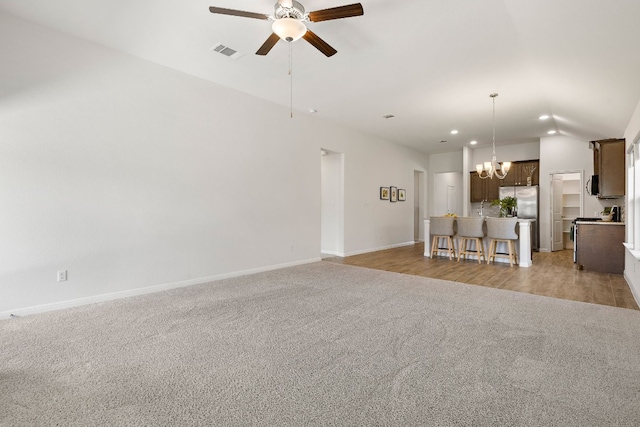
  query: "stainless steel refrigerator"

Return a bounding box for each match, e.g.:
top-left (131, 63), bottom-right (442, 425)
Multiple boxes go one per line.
top-left (499, 185), bottom-right (539, 251)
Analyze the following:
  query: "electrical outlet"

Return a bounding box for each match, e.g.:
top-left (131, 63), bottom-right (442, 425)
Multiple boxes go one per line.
top-left (57, 270), bottom-right (67, 282)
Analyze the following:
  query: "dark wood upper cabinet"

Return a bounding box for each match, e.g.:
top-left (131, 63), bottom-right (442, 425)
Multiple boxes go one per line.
top-left (592, 138), bottom-right (625, 198)
top-left (470, 172), bottom-right (500, 202)
top-left (471, 159), bottom-right (540, 202)
top-left (499, 166), bottom-right (516, 186)
top-left (486, 175), bottom-right (500, 200)
top-left (470, 172), bottom-right (483, 202)
top-left (499, 160), bottom-right (539, 187)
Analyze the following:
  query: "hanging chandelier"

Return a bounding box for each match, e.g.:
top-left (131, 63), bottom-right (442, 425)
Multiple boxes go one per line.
top-left (476, 93), bottom-right (510, 179)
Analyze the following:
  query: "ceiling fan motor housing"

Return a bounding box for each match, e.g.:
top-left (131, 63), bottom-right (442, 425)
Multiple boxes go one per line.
top-left (274, 1), bottom-right (306, 20)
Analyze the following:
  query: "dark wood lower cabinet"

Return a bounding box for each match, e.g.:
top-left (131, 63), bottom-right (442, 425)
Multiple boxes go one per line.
top-left (576, 223), bottom-right (624, 274)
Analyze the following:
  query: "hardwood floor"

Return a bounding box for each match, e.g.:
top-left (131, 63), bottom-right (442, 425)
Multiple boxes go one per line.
top-left (323, 243), bottom-right (639, 310)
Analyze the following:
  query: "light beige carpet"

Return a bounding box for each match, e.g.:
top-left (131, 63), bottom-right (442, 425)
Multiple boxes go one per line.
top-left (2, 262), bottom-right (640, 426)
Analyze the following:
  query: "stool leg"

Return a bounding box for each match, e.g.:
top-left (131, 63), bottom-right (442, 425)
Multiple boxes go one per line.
top-left (507, 240), bottom-right (513, 267)
top-left (445, 236), bottom-right (450, 260)
top-left (476, 238), bottom-right (484, 263)
top-left (462, 237), bottom-right (469, 261)
top-left (431, 236), bottom-right (438, 258)
top-left (506, 240), bottom-right (519, 267)
top-left (487, 240), bottom-right (494, 264)
top-left (448, 236), bottom-right (455, 260)
top-left (492, 240), bottom-right (498, 263)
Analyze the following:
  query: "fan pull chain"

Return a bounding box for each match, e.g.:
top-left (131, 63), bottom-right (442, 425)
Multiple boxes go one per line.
top-left (289, 42), bottom-right (293, 118)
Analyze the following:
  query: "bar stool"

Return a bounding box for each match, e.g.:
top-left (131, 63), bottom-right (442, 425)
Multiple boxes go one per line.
top-left (456, 217), bottom-right (486, 264)
top-left (430, 216), bottom-right (456, 260)
top-left (486, 217), bottom-right (519, 267)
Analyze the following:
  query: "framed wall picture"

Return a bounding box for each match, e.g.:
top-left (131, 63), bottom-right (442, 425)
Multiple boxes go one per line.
top-left (398, 189), bottom-right (406, 201)
top-left (380, 187), bottom-right (390, 200)
top-left (390, 186), bottom-right (397, 202)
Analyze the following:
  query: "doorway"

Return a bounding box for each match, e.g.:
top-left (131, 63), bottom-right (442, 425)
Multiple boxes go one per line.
top-left (434, 172), bottom-right (462, 216)
top-left (550, 171), bottom-right (583, 252)
top-left (320, 149), bottom-right (344, 257)
top-left (414, 170), bottom-right (425, 242)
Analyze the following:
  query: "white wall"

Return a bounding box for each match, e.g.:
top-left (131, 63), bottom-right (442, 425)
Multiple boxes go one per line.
top-left (323, 138), bottom-right (429, 256)
top-left (0, 13), bottom-right (428, 316)
top-left (539, 135), bottom-right (620, 251)
top-left (623, 99), bottom-right (640, 302)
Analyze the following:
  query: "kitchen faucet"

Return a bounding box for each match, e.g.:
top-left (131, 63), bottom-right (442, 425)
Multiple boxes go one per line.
top-left (477, 200), bottom-right (485, 217)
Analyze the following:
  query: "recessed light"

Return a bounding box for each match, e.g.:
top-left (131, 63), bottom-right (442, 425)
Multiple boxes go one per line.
top-left (470, 140), bottom-right (477, 145)
top-left (309, 109), bottom-right (317, 113)
top-left (450, 130), bottom-right (459, 135)
top-left (382, 114), bottom-right (395, 119)
top-left (539, 114), bottom-right (550, 120)
top-left (547, 130), bottom-right (557, 135)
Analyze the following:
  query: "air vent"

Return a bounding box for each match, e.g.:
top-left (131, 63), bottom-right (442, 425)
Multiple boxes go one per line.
top-left (210, 43), bottom-right (243, 60)
top-left (382, 114), bottom-right (395, 119)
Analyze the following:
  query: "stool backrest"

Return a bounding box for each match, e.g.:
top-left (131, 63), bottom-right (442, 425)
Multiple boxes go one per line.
top-left (486, 217), bottom-right (518, 240)
top-left (430, 216), bottom-right (455, 236)
top-left (456, 217), bottom-right (485, 238)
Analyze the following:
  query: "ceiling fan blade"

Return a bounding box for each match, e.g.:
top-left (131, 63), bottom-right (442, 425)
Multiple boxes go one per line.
top-left (302, 30), bottom-right (337, 57)
top-left (209, 6), bottom-right (269, 20)
top-left (307, 3), bottom-right (363, 22)
top-left (256, 33), bottom-right (281, 56)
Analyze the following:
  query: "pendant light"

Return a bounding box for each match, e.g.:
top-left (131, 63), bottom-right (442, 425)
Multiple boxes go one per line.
top-left (476, 93), bottom-right (510, 179)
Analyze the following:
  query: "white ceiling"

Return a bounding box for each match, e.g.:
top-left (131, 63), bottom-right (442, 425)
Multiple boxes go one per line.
top-left (1, 0), bottom-right (640, 154)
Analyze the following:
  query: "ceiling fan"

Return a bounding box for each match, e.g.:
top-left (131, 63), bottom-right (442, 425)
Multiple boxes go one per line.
top-left (209, 1), bottom-right (364, 57)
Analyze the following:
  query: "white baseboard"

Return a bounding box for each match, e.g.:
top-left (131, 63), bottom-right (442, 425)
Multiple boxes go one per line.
top-left (321, 250), bottom-right (344, 257)
top-left (0, 257), bottom-right (321, 320)
top-left (624, 270), bottom-right (640, 308)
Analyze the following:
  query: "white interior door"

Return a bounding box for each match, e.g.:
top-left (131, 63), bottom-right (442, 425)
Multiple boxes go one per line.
top-left (551, 174), bottom-right (564, 251)
top-left (434, 172), bottom-right (462, 216)
top-left (447, 185), bottom-right (456, 214)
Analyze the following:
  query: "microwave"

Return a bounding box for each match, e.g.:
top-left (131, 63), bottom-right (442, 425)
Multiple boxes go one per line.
top-left (589, 175), bottom-right (599, 196)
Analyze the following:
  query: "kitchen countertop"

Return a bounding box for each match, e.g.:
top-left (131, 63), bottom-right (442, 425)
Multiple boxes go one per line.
top-left (575, 221), bottom-right (625, 225)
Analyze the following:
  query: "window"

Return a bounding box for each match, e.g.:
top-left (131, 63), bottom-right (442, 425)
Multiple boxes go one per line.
top-left (632, 141), bottom-right (640, 248)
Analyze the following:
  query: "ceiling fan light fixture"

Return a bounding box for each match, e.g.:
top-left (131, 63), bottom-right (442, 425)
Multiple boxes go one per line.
top-left (272, 18), bottom-right (307, 42)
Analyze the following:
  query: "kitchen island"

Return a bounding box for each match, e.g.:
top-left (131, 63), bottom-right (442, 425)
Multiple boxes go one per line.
top-left (424, 217), bottom-right (534, 267)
